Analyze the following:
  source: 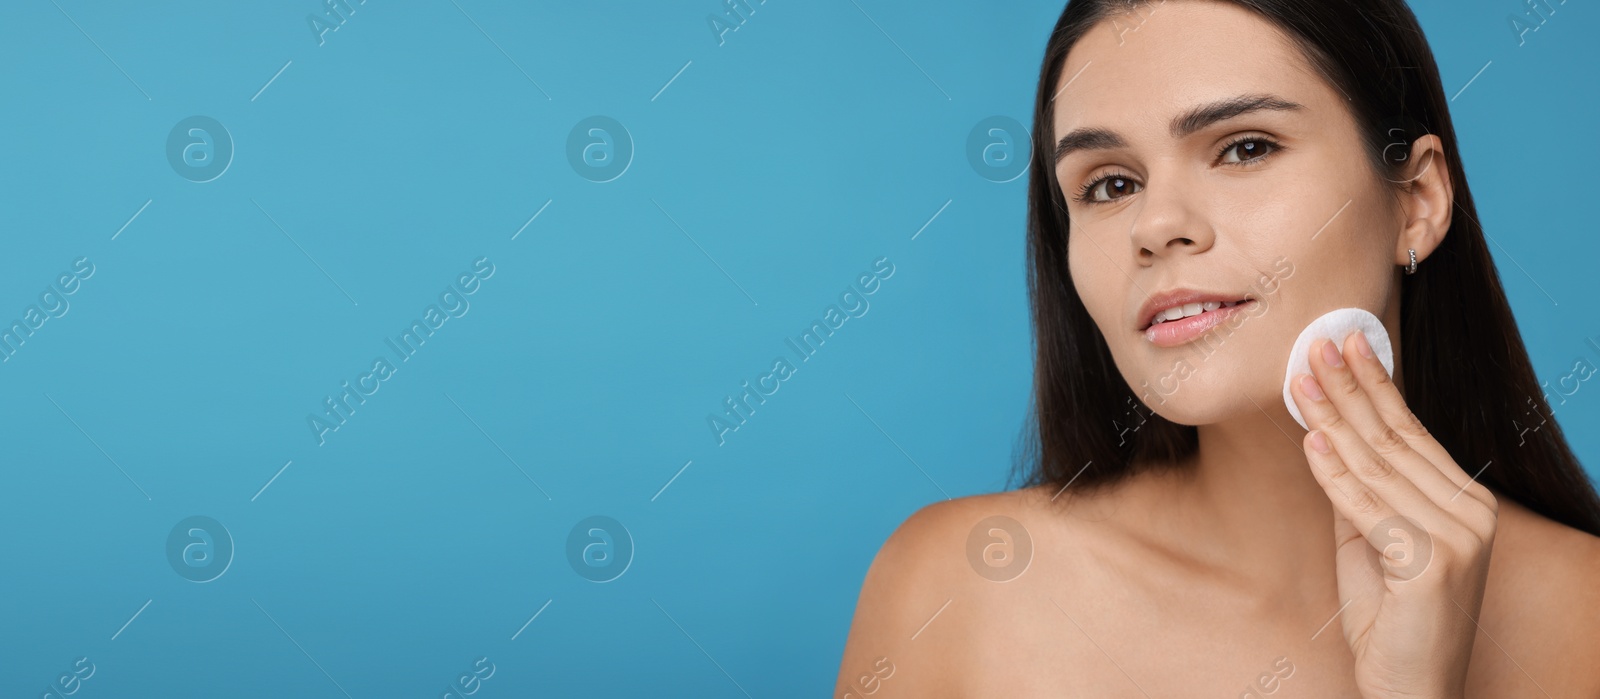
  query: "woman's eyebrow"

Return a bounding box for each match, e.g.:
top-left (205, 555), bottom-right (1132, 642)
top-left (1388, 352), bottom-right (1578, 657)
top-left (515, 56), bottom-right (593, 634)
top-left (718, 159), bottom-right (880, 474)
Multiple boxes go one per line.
top-left (1053, 93), bottom-right (1304, 164)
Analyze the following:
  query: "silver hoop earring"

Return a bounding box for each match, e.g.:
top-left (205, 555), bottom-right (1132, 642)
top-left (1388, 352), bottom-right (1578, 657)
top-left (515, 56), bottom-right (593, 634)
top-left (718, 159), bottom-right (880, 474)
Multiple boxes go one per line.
top-left (1405, 249), bottom-right (1418, 275)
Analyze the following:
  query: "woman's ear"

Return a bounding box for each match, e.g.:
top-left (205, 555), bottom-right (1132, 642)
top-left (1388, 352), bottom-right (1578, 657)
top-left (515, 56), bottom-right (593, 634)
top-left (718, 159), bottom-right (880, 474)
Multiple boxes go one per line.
top-left (1393, 134), bottom-right (1453, 268)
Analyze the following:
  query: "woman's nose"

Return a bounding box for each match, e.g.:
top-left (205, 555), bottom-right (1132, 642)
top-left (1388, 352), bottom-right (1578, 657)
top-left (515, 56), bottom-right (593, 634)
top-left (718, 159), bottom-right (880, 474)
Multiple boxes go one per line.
top-left (1127, 176), bottom-right (1215, 262)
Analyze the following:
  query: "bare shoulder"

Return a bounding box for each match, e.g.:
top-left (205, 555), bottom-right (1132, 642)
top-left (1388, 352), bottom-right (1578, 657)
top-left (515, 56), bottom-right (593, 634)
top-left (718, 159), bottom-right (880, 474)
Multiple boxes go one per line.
top-left (869, 487), bottom-right (1059, 584)
top-left (833, 487), bottom-right (1061, 698)
top-left (1473, 493), bottom-right (1600, 695)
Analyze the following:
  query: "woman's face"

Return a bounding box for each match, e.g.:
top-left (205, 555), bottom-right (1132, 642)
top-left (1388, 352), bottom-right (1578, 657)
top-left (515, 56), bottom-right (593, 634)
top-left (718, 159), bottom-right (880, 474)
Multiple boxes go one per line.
top-left (1053, 0), bottom-right (1406, 426)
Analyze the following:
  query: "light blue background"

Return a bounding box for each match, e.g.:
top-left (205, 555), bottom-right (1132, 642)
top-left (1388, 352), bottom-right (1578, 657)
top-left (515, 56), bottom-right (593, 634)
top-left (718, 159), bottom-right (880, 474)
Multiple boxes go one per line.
top-left (1, 0), bottom-right (1595, 696)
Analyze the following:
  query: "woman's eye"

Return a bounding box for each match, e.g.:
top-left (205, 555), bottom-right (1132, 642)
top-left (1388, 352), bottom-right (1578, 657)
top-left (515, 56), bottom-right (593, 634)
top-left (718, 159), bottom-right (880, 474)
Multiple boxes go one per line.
top-left (1073, 139), bottom-right (1277, 204)
top-left (1221, 138), bottom-right (1276, 164)
top-left (1081, 175), bottom-right (1141, 203)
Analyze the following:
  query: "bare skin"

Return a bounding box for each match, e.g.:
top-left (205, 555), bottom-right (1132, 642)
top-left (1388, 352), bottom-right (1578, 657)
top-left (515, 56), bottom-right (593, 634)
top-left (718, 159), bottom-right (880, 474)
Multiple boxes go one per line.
top-left (835, 1), bottom-right (1600, 696)
top-left (834, 484), bottom-right (1600, 697)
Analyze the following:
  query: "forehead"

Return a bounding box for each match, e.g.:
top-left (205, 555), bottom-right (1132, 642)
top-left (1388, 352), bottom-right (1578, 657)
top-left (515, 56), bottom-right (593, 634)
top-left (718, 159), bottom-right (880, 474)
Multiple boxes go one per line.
top-left (1052, 1), bottom-right (1327, 135)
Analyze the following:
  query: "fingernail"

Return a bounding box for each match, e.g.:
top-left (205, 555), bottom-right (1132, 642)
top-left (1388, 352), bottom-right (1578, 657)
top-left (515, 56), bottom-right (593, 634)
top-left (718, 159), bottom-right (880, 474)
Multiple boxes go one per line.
top-left (1354, 331), bottom-right (1374, 359)
top-left (1320, 339), bottom-right (1344, 367)
top-left (1309, 430), bottom-right (1331, 454)
top-left (1300, 374), bottom-right (1325, 401)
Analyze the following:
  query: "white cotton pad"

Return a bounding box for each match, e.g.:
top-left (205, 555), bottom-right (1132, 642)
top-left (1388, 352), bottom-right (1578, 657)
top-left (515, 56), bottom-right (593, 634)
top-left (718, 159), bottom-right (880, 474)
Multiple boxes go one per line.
top-left (1283, 308), bottom-right (1395, 430)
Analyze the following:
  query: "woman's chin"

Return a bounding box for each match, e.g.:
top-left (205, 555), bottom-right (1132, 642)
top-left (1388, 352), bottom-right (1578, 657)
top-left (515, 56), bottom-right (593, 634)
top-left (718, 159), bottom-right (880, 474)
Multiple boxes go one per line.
top-left (1133, 377), bottom-right (1286, 428)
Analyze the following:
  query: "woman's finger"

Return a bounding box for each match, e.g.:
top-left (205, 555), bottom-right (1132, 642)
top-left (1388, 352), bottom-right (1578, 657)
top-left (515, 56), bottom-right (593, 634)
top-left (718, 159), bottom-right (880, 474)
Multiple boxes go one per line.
top-left (1338, 331), bottom-right (1493, 507)
top-left (1298, 424), bottom-right (1403, 541)
top-left (1291, 364), bottom-right (1443, 532)
top-left (1298, 335), bottom-right (1461, 510)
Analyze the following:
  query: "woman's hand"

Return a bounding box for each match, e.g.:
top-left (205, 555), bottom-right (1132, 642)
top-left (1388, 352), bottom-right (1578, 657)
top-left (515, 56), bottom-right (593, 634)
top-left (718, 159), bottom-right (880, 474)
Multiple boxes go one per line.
top-left (1290, 329), bottom-right (1499, 699)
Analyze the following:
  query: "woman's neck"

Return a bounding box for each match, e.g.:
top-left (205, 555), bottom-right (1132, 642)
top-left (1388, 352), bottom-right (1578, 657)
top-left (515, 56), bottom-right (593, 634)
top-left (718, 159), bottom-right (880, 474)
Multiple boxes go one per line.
top-left (1133, 411), bottom-right (1342, 597)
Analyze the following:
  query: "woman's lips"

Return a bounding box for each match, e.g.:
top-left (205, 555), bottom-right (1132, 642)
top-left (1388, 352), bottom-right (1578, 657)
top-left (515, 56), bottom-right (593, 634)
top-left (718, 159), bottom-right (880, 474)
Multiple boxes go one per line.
top-left (1143, 299), bottom-right (1256, 347)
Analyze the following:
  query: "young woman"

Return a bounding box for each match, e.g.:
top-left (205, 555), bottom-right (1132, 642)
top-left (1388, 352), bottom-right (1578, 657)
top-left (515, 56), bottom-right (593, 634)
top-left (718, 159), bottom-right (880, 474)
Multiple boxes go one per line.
top-left (835, 1), bottom-right (1600, 697)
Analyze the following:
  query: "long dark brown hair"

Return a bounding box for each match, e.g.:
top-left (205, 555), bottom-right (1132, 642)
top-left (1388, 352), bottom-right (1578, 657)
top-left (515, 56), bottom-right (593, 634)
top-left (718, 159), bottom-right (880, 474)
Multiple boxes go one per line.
top-left (1008, 0), bottom-right (1600, 537)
